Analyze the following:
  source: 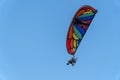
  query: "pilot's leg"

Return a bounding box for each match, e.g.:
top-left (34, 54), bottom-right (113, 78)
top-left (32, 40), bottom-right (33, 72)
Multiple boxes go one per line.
top-left (67, 62), bottom-right (69, 65)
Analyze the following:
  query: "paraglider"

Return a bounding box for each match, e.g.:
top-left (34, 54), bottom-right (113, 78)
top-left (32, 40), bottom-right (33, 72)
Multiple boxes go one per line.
top-left (67, 56), bottom-right (77, 66)
top-left (66, 5), bottom-right (97, 66)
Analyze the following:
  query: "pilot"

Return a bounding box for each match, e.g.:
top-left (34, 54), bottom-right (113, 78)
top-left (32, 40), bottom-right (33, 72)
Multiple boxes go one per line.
top-left (67, 57), bottom-right (77, 66)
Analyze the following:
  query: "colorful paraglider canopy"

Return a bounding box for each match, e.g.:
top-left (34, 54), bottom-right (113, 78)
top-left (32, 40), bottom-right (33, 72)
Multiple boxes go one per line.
top-left (66, 5), bottom-right (97, 55)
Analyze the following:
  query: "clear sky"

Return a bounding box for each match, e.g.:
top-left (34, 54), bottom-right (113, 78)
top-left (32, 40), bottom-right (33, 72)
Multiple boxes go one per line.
top-left (0, 0), bottom-right (120, 80)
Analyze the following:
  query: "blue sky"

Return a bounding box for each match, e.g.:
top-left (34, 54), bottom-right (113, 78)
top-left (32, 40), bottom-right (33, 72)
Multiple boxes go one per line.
top-left (0, 0), bottom-right (120, 80)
